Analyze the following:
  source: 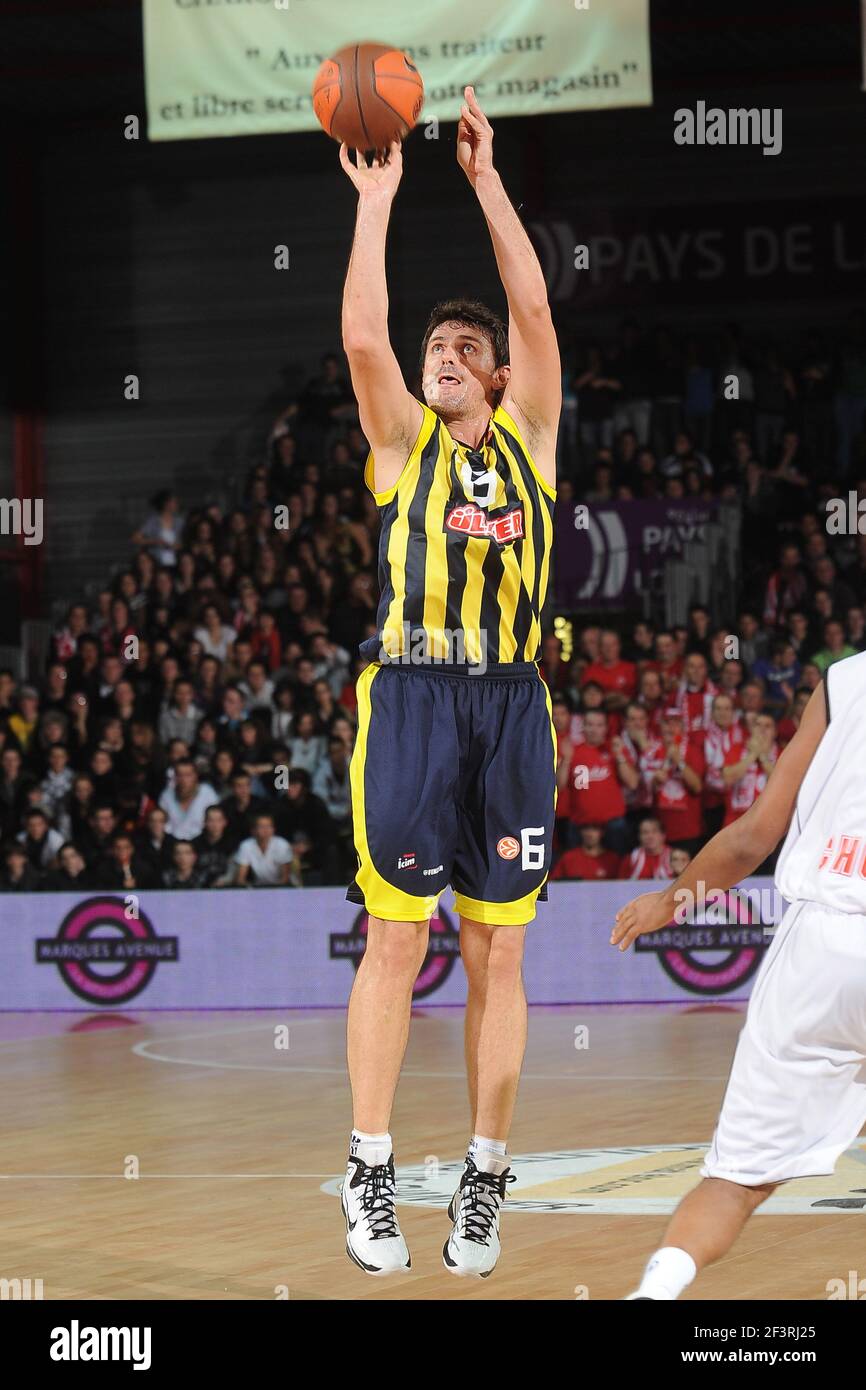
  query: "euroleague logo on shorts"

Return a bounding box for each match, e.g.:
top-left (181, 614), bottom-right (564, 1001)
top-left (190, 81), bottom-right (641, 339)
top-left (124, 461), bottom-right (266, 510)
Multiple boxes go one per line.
top-left (497, 836), bottom-right (521, 860)
top-left (36, 896), bottom-right (179, 1006)
top-left (330, 906), bottom-right (460, 1000)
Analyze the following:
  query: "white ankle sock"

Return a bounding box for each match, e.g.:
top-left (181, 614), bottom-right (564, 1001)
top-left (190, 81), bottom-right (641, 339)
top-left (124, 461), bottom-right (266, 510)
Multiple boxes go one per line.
top-left (635, 1246), bottom-right (697, 1300)
top-left (350, 1129), bottom-right (392, 1167)
top-left (469, 1134), bottom-right (508, 1174)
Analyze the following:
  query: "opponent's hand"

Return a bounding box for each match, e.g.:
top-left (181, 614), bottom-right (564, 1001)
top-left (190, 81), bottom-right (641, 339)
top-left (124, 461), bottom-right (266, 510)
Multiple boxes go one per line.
top-left (339, 139), bottom-right (403, 198)
top-left (610, 889), bottom-right (673, 952)
top-left (457, 86), bottom-right (495, 184)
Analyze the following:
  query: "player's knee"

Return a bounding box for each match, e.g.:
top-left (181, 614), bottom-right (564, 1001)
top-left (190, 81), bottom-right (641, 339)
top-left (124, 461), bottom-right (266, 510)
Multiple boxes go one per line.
top-left (485, 926), bottom-right (526, 984)
top-left (707, 1175), bottom-right (777, 1211)
top-left (365, 920), bottom-right (428, 980)
top-left (743, 1180), bottom-right (777, 1210)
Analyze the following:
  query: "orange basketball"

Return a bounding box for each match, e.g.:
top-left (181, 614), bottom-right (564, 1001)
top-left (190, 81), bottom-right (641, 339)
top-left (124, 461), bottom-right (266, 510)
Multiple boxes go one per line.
top-left (312, 42), bottom-right (424, 152)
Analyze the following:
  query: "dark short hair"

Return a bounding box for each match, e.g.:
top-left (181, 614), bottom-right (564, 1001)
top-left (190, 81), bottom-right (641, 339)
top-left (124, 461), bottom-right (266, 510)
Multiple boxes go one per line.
top-left (419, 298), bottom-right (509, 375)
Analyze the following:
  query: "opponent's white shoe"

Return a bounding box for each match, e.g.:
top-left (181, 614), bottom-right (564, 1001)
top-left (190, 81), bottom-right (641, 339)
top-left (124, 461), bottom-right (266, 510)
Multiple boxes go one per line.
top-left (341, 1153), bottom-right (411, 1276)
top-left (442, 1155), bottom-right (515, 1278)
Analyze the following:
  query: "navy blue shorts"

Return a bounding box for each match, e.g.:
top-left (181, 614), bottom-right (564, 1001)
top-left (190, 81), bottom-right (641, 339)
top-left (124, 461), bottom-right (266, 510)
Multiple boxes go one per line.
top-left (347, 661), bottom-right (557, 924)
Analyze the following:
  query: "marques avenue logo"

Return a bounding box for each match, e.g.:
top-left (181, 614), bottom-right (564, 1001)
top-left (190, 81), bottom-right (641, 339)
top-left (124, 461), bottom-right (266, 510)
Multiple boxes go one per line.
top-left (633, 885), bottom-right (774, 996)
top-left (331, 906), bottom-right (460, 1000)
top-left (36, 896), bottom-right (178, 1005)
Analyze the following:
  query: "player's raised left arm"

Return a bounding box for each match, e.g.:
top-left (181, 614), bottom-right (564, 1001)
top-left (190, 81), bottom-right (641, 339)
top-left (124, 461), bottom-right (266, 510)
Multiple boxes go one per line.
top-left (457, 87), bottom-right (560, 485)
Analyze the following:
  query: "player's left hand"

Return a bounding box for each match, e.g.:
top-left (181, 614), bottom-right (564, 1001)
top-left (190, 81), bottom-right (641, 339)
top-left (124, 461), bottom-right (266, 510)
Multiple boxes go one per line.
top-left (610, 889), bottom-right (673, 952)
top-left (457, 86), bottom-right (494, 184)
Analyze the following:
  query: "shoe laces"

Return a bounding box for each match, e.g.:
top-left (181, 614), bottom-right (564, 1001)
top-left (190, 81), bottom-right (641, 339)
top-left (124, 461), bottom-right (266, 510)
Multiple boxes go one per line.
top-left (456, 1157), bottom-right (515, 1245)
top-left (349, 1156), bottom-right (400, 1239)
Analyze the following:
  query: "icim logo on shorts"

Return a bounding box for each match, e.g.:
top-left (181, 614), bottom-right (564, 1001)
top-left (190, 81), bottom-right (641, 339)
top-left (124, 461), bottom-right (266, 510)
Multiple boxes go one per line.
top-left (50, 1321), bottom-right (151, 1371)
top-left (0, 498), bottom-right (42, 545)
top-left (397, 852), bottom-right (417, 871)
top-left (674, 101), bottom-right (782, 157)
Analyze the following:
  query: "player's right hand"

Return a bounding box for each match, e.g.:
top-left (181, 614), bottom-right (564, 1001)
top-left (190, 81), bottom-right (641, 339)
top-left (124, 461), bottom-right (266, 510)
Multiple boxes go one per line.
top-left (610, 889), bottom-right (673, 952)
top-left (339, 139), bottom-right (403, 198)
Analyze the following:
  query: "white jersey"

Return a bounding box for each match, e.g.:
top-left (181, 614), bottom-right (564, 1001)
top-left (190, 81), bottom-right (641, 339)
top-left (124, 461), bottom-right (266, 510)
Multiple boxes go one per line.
top-left (775, 649), bottom-right (866, 912)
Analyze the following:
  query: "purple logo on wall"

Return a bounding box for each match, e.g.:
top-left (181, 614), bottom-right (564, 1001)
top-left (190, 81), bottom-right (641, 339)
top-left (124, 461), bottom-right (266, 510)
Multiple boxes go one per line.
top-left (331, 907), bottom-right (460, 1000)
top-left (554, 499), bottom-right (720, 607)
top-left (36, 896), bottom-right (179, 1005)
top-left (633, 888), bottom-right (768, 996)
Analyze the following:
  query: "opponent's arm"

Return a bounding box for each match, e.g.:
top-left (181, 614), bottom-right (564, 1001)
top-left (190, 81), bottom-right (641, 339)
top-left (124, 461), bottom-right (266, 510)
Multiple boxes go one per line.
top-left (611, 683), bottom-right (828, 951)
top-left (339, 141), bottom-right (422, 493)
top-left (456, 87), bottom-right (560, 483)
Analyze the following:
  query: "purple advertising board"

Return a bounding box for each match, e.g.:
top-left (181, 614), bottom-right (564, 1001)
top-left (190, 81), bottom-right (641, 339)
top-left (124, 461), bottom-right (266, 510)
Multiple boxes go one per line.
top-left (554, 497), bottom-right (720, 606)
top-left (0, 880), bottom-right (779, 1011)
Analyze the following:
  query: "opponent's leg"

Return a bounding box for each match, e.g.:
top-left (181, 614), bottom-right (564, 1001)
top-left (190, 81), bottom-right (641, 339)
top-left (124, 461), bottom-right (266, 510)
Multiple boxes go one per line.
top-left (443, 917), bottom-right (526, 1278)
top-left (342, 915), bottom-right (429, 1276)
top-left (627, 1178), bottom-right (776, 1299)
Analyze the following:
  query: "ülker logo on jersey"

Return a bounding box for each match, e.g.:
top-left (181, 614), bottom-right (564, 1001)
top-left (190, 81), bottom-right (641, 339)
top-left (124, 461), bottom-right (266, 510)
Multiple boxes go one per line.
top-left (36, 897), bottom-right (179, 1005)
top-left (634, 888), bottom-right (769, 996)
top-left (445, 502), bottom-right (524, 545)
top-left (330, 906), bottom-right (459, 1000)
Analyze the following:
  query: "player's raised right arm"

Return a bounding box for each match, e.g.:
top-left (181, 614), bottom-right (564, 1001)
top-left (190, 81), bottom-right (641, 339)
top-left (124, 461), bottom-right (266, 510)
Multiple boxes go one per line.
top-left (339, 141), bottom-right (422, 492)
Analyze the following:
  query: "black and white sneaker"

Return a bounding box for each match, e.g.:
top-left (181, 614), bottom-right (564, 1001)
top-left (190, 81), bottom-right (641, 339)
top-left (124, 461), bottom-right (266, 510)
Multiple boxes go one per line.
top-left (341, 1153), bottom-right (411, 1276)
top-left (442, 1155), bottom-right (515, 1278)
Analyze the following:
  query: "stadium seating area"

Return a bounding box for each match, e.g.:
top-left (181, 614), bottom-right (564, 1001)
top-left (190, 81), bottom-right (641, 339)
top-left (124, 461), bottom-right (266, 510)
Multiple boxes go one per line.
top-left (2, 314), bottom-right (865, 889)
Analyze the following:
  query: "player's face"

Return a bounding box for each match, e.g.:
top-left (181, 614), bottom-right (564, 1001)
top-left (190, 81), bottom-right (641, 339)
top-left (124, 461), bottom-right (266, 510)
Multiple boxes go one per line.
top-left (421, 322), bottom-right (507, 418)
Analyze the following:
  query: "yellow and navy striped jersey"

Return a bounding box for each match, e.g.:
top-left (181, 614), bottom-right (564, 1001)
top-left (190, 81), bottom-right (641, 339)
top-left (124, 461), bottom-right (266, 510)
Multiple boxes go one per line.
top-left (360, 399), bottom-right (556, 667)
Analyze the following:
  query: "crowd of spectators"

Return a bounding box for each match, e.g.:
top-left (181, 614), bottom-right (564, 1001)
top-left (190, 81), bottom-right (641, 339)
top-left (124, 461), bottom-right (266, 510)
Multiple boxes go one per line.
top-left (1, 313), bottom-right (864, 890)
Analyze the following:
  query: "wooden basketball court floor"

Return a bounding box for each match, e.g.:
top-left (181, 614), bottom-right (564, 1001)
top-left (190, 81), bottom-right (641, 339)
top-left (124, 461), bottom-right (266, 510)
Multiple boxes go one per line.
top-left (1, 1003), bottom-right (863, 1301)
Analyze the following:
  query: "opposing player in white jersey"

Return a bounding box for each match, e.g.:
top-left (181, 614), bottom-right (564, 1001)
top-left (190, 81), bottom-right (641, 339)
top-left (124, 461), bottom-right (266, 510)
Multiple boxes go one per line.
top-left (611, 652), bottom-right (866, 1300)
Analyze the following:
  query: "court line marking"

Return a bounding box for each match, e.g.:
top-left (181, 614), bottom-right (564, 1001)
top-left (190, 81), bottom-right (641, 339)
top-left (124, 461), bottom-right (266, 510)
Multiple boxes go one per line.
top-left (132, 1042), bottom-right (726, 1082)
top-left (131, 1021), bottom-right (728, 1079)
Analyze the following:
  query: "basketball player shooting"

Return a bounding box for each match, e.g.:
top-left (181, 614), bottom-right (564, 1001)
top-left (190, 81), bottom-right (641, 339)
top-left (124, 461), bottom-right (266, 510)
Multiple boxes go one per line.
top-left (337, 86), bottom-right (560, 1277)
top-left (612, 663), bottom-right (866, 1299)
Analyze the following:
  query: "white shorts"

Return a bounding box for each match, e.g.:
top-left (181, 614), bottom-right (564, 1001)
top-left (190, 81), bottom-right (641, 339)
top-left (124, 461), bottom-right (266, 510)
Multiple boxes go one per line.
top-left (702, 898), bottom-right (866, 1186)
